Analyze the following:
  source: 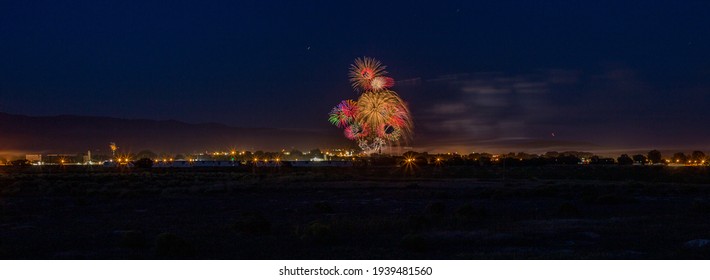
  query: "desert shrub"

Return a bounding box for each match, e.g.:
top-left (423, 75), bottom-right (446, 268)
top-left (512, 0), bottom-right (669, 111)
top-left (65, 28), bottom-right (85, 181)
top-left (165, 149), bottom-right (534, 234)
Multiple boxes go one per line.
top-left (534, 185), bottom-right (559, 197)
top-left (690, 201), bottom-right (710, 214)
top-left (557, 202), bottom-right (581, 217)
top-left (9, 160), bottom-right (30, 167)
top-left (155, 233), bottom-right (195, 259)
top-left (425, 201), bottom-right (446, 216)
top-left (133, 158), bottom-right (153, 169)
top-left (594, 194), bottom-right (635, 204)
top-left (232, 212), bottom-right (271, 235)
top-left (455, 204), bottom-right (487, 220)
top-left (430, 191), bottom-right (452, 199)
top-left (116, 230), bottom-right (146, 248)
top-left (301, 221), bottom-right (332, 244)
top-left (118, 190), bottom-right (140, 199)
top-left (400, 233), bottom-right (428, 252)
top-left (312, 201), bottom-right (333, 214)
top-left (407, 215), bottom-right (431, 231)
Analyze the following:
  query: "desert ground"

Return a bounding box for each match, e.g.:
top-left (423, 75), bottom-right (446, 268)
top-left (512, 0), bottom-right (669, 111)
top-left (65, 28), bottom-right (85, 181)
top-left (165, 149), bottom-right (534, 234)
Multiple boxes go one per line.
top-left (1, 165), bottom-right (710, 259)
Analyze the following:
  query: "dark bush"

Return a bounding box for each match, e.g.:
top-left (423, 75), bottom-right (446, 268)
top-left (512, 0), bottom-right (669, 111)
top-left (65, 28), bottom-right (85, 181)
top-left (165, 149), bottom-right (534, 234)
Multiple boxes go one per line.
top-left (155, 233), bottom-right (195, 259)
top-left (401, 233), bottom-right (428, 252)
top-left (557, 202), bottom-right (581, 217)
top-left (312, 201), bottom-right (333, 214)
top-left (301, 221), bottom-right (332, 244)
top-left (116, 230), bottom-right (146, 248)
top-left (407, 215), bottom-right (430, 231)
top-left (595, 194), bottom-right (635, 204)
top-left (690, 201), bottom-right (710, 214)
top-left (133, 158), bottom-right (153, 169)
top-left (232, 212), bottom-right (271, 235)
top-left (455, 204), bottom-right (487, 220)
top-left (9, 159), bottom-right (30, 166)
top-left (425, 201), bottom-right (446, 215)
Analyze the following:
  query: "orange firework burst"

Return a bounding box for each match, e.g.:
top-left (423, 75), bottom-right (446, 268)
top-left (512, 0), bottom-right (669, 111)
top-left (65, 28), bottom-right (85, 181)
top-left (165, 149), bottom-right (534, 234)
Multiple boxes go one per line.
top-left (349, 57), bottom-right (387, 91)
top-left (356, 90), bottom-right (412, 142)
top-left (332, 57), bottom-right (413, 154)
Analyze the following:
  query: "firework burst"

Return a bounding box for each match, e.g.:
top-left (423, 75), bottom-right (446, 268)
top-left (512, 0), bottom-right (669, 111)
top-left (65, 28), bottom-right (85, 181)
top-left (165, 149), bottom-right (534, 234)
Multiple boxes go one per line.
top-left (349, 57), bottom-right (387, 91)
top-left (370, 76), bottom-right (395, 91)
top-left (355, 90), bottom-right (412, 140)
top-left (344, 123), bottom-right (369, 140)
top-left (331, 58), bottom-right (413, 155)
top-left (328, 100), bottom-right (358, 128)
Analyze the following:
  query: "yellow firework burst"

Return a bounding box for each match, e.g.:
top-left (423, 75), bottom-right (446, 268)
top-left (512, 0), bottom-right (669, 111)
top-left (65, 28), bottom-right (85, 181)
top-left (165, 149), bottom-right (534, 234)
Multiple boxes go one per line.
top-left (356, 90), bottom-right (413, 142)
top-left (332, 57), bottom-right (413, 154)
top-left (349, 57), bottom-right (387, 90)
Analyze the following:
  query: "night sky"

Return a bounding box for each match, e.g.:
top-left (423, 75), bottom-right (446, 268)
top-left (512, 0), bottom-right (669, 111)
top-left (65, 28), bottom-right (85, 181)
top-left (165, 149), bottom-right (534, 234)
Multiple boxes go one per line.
top-left (1, 1), bottom-right (709, 153)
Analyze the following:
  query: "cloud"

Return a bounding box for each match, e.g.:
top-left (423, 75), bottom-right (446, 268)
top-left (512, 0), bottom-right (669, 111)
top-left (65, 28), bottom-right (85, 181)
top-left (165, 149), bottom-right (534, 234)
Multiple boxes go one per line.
top-left (430, 103), bottom-right (467, 114)
top-left (405, 66), bottom-right (710, 153)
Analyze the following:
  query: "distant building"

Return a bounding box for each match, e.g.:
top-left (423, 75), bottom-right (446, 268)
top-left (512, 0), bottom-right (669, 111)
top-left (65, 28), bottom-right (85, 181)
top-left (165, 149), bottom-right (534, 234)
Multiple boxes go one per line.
top-left (83, 150), bottom-right (92, 164)
top-left (153, 160), bottom-right (240, 168)
top-left (26, 154), bottom-right (42, 163)
top-left (44, 154), bottom-right (83, 164)
top-left (154, 160), bottom-right (191, 168)
top-left (288, 161), bottom-right (353, 167)
top-left (254, 161), bottom-right (282, 167)
top-left (193, 160), bottom-right (239, 167)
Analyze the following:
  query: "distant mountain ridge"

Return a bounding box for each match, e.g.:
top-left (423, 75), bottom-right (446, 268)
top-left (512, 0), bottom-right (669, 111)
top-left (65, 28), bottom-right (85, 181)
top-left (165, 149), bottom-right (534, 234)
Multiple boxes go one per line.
top-left (0, 112), bottom-right (347, 155)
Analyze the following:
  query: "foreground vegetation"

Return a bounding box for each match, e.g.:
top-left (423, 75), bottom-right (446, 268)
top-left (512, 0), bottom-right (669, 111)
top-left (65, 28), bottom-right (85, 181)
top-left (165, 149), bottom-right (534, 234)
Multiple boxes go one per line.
top-left (0, 165), bottom-right (709, 259)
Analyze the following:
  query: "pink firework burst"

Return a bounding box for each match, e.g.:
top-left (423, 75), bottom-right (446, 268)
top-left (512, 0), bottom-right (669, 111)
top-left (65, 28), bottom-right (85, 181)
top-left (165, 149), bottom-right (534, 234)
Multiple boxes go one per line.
top-left (339, 100), bottom-right (358, 118)
top-left (370, 76), bottom-right (395, 90)
top-left (328, 99), bottom-right (358, 128)
top-left (349, 57), bottom-right (387, 90)
top-left (344, 123), bottom-right (369, 140)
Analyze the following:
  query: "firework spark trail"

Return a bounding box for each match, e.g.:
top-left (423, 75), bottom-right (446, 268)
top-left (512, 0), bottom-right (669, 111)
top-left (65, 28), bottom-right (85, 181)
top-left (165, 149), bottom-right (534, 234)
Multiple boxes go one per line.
top-left (370, 76), bottom-right (395, 91)
top-left (349, 57), bottom-right (387, 91)
top-left (328, 100), bottom-right (358, 128)
top-left (332, 57), bottom-right (413, 154)
top-left (344, 123), bottom-right (369, 140)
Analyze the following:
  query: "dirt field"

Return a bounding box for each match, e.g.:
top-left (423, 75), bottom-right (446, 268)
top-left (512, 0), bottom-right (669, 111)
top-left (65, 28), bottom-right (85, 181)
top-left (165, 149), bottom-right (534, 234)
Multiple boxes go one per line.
top-left (1, 165), bottom-right (710, 259)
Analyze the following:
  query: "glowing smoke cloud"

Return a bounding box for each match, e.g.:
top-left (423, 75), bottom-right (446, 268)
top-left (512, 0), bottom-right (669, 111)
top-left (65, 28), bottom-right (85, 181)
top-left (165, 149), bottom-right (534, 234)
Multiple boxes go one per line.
top-left (330, 57), bottom-right (413, 154)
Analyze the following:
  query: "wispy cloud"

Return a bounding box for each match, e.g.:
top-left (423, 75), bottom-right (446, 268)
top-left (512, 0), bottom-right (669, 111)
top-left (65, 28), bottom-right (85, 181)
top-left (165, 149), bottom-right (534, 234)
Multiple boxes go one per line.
top-left (399, 66), bottom-right (710, 153)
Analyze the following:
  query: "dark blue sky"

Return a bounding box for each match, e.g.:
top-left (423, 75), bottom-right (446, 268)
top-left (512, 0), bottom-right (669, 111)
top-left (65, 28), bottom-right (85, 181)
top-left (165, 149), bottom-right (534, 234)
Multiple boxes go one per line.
top-left (1, 1), bottom-right (709, 152)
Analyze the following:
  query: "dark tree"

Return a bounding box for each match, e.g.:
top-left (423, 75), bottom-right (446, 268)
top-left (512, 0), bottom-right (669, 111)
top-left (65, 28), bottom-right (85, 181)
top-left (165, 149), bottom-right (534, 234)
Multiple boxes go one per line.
top-left (133, 158), bottom-right (154, 169)
top-left (647, 150), bottom-right (662, 164)
top-left (10, 159), bottom-right (31, 166)
top-left (447, 155), bottom-right (465, 166)
top-left (403, 151), bottom-right (419, 158)
top-left (309, 149), bottom-right (323, 159)
top-left (617, 154), bottom-right (634, 165)
top-left (253, 151), bottom-right (265, 158)
top-left (136, 150), bottom-right (157, 160)
top-left (691, 151), bottom-right (706, 162)
top-left (557, 155), bottom-right (581, 165)
top-left (672, 152), bottom-right (687, 163)
top-left (632, 154), bottom-right (647, 164)
top-left (589, 156), bottom-right (600, 164)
